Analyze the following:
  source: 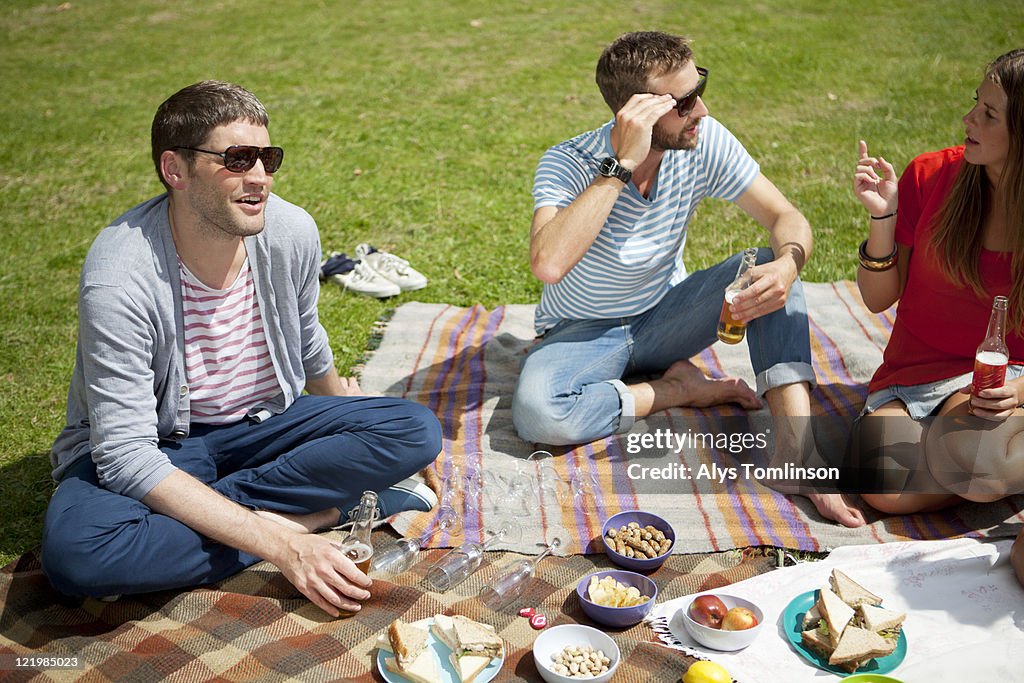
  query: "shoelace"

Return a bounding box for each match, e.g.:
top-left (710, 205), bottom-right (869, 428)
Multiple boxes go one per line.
top-left (350, 261), bottom-right (380, 282)
top-left (372, 251), bottom-right (411, 274)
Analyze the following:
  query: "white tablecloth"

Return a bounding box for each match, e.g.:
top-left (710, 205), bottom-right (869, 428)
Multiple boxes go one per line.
top-left (647, 538), bottom-right (1022, 681)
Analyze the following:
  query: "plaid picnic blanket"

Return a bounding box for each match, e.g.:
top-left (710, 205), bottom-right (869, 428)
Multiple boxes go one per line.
top-left (364, 283), bottom-right (1024, 555)
top-left (0, 529), bottom-right (776, 682)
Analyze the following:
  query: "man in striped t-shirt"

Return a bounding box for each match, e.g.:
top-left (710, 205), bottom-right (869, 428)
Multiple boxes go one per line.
top-left (513, 32), bottom-right (865, 527)
top-left (43, 82), bottom-right (442, 615)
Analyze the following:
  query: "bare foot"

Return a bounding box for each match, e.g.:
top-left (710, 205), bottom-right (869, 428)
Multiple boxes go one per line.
top-left (661, 360), bottom-right (762, 410)
top-left (806, 492), bottom-right (867, 528)
top-left (255, 508), bottom-right (339, 534)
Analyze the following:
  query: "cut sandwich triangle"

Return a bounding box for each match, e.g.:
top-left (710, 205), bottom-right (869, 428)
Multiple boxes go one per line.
top-left (388, 618), bottom-right (430, 668)
top-left (858, 603), bottom-right (905, 634)
top-left (384, 647), bottom-right (441, 683)
top-left (450, 615), bottom-right (503, 658)
top-left (450, 651), bottom-right (492, 683)
top-left (831, 569), bottom-right (882, 607)
top-left (818, 588), bottom-right (855, 647)
top-left (828, 625), bottom-right (897, 672)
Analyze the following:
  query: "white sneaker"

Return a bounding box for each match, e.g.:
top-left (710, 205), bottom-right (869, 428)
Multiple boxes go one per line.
top-left (354, 243), bottom-right (428, 291)
top-left (320, 252), bottom-right (401, 298)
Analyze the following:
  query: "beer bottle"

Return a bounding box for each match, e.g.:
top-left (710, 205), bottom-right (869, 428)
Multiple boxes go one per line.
top-left (972, 295), bottom-right (1009, 397)
top-left (334, 490), bottom-right (377, 573)
top-left (717, 247), bottom-right (758, 344)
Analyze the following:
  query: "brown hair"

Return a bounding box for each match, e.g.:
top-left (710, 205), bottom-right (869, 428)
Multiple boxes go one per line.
top-left (595, 31), bottom-right (693, 113)
top-left (150, 81), bottom-right (269, 190)
top-left (929, 49), bottom-right (1024, 330)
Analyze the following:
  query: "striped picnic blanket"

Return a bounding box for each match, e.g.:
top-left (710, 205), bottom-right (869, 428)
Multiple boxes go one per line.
top-left (363, 282), bottom-right (1024, 554)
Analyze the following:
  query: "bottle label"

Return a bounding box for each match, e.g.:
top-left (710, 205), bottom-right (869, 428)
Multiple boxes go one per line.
top-left (972, 351), bottom-right (1008, 394)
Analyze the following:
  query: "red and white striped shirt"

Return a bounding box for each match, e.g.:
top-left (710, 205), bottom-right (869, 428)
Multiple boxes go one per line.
top-left (179, 257), bottom-right (280, 424)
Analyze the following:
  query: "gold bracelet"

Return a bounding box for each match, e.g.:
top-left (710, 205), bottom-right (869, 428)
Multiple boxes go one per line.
top-left (858, 239), bottom-right (897, 271)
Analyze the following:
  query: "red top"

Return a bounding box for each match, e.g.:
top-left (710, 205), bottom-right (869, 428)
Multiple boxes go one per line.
top-left (868, 147), bottom-right (1023, 393)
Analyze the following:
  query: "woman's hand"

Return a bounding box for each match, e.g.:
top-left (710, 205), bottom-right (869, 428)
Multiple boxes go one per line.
top-left (854, 140), bottom-right (898, 216)
top-left (962, 378), bottom-right (1024, 422)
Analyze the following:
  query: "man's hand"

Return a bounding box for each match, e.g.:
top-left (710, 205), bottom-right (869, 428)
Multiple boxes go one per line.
top-left (609, 93), bottom-right (676, 169)
top-left (337, 376), bottom-right (362, 396)
top-left (730, 257), bottom-right (800, 324)
top-left (272, 533), bottom-right (373, 617)
top-left (306, 365), bottom-right (364, 397)
top-left (144, 470), bottom-right (373, 617)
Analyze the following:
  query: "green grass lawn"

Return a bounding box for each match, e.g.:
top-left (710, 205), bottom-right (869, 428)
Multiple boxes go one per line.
top-left (1, 0), bottom-right (1021, 567)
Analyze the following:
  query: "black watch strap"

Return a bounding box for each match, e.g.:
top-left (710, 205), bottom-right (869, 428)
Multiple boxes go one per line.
top-left (598, 156), bottom-right (632, 185)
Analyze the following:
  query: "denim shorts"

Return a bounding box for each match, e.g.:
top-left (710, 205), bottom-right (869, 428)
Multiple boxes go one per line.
top-left (862, 365), bottom-right (1024, 420)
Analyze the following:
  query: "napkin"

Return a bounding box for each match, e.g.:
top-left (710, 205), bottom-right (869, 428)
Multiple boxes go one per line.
top-left (647, 538), bottom-right (1022, 682)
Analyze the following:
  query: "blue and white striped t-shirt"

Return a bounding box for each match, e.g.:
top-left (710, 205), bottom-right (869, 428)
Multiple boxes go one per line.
top-left (531, 115), bottom-right (759, 334)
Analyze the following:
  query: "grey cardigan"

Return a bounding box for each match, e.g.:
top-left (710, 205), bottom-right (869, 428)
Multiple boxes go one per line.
top-left (50, 193), bottom-right (335, 500)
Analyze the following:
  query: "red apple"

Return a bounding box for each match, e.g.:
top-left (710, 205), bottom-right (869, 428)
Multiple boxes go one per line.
top-left (688, 595), bottom-right (728, 628)
top-left (720, 606), bottom-right (759, 631)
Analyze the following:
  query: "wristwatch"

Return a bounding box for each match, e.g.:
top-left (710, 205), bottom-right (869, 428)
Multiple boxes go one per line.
top-left (598, 156), bottom-right (633, 185)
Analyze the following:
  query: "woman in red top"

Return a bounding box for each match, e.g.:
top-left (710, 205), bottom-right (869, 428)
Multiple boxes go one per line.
top-left (851, 49), bottom-right (1024, 524)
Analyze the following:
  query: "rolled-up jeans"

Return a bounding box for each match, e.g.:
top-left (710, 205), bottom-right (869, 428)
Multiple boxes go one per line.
top-left (512, 249), bottom-right (815, 445)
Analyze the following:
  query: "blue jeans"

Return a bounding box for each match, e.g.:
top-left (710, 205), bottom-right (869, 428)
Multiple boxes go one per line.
top-left (512, 249), bottom-right (815, 445)
top-left (41, 394), bottom-right (441, 597)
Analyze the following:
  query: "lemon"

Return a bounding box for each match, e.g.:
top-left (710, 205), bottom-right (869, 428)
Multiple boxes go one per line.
top-left (681, 660), bottom-right (732, 683)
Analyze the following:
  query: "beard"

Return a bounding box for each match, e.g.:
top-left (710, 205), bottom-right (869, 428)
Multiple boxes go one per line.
top-left (651, 118), bottom-right (701, 151)
top-left (187, 185), bottom-right (267, 241)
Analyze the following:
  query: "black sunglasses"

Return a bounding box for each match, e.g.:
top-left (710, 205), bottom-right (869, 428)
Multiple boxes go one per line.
top-left (172, 145), bottom-right (284, 174)
top-left (671, 66), bottom-right (708, 117)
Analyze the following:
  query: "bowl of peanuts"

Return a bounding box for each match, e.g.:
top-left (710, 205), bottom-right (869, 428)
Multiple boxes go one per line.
top-left (532, 624), bottom-right (621, 683)
top-left (601, 510), bottom-right (675, 571)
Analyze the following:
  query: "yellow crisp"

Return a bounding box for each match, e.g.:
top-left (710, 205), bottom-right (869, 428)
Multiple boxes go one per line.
top-left (587, 575), bottom-right (649, 608)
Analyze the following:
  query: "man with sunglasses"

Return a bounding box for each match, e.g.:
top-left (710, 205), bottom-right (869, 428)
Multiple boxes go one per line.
top-left (42, 81), bottom-right (442, 615)
top-left (513, 31), bottom-right (866, 527)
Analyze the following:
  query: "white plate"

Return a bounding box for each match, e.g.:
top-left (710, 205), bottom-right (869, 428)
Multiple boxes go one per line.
top-left (376, 617), bottom-right (504, 683)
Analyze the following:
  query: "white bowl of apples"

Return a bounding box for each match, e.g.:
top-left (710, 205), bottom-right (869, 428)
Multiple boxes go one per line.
top-left (680, 593), bottom-right (763, 651)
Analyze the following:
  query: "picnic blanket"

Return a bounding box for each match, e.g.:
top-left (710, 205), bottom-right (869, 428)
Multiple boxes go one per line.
top-left (0, 528), bottom-right (776, 682)
top-left (648, 537), bottom-right (1024, 682)
top-left (364, 282), bottom-right (1024, 555)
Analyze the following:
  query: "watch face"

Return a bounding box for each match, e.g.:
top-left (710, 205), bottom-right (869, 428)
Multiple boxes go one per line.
top-left (600, 157), bottom-right (630, 183)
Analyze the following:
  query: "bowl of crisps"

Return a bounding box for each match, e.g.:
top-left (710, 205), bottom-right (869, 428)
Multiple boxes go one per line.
top-left (601, 510), bottom-right (675, 572)
top-left (576, 570), bottom-right (657, 628)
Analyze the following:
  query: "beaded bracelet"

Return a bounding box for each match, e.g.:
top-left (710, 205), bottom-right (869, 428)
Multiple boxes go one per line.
top-left (858, 240), bottom-right (897, 272)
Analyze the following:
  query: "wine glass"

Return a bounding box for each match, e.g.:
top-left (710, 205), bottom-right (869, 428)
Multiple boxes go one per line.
top-left (528, 450), bottom-right (569, 506)
top-left (370, 534), bottom-right (423, 575)
top-left (371, 489), bottom-right (463, 576)
top-left (570, 469), bottom-right (599, 517)
top-left (478, 532), bottom-right (564, 610)
top-left (425, 520), bottom-right (521, 592)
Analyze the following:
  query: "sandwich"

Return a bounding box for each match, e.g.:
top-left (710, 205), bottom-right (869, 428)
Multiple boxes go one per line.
top-left (432, 614), bottom-right (502, 683)
top-left (798, 574), bottom-right (903, 674)
top-left (800, 603), bottom-right (821, 631)
top-left (827, 626), bottom-right (897, 673)
top-left (817, 587), bottom-right (855, 647)
top-left (857, 604), bottom-right (905, 640)
top-left (800, 624), bottom-right (835, 662)
top-left (385, 619), bottom-right (440, 683)
top-left (830, 569), bottom-right (882, 608)
top-left (450, 615), bottom-right (503, 659)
